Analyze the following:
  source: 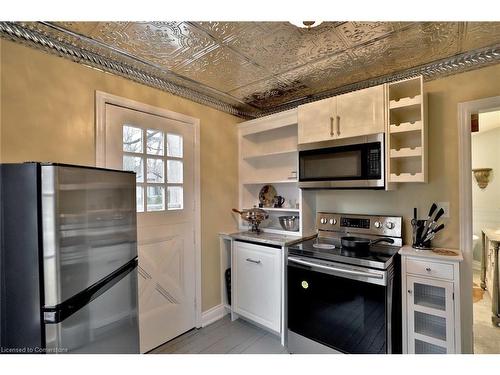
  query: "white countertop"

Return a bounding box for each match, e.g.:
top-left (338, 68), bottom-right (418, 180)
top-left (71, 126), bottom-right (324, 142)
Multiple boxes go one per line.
top-left (399, 245), bottom-right (463, 262)
top-left (225, 231), bottom-right (311, 247)
top-left (482, 228), bottom-right (500, 243)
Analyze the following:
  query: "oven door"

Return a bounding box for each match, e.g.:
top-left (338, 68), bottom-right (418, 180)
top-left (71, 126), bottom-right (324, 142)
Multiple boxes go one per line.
top-left (298, 133), bottom-right (384, 189)
top-left (287, 256), bottom-right (390, 354)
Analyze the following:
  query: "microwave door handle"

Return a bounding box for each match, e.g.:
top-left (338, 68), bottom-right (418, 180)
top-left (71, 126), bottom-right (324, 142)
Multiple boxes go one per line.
top-left (288, 257), bottom-right (383, 280)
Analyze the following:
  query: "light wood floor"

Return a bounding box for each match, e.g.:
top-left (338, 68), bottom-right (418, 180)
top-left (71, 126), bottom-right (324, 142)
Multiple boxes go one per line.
top-left (473, 269), bottom-right (500, 354)
top-left (149, 315), bottom-right (288, 354)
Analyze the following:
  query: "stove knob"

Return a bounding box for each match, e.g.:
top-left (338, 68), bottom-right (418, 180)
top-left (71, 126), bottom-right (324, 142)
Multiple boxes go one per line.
top-left (374, 221), bottom-right (382, 229)
top-left (329, 218), bottom-right (337, 225)
top-left (386, 222), bottom-right (395, 230)
top-left (320, 217), bottom-right (327, 224)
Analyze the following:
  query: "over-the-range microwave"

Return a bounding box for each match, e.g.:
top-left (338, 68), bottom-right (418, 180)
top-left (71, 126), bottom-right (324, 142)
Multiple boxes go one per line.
top-left (298, 133), bottom-right (385, 189)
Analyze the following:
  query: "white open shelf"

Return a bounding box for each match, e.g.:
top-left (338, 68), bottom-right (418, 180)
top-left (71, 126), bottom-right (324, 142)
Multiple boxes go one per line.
top-left (390, 146), bottom-right (422, 158)
top-left (242, 179), bottom-right (298, 185)
top-left (262, 207), bottom-right (299, 212)
top-left (389, 94), bottom-right (421, 109)
top-left (387, 75), bottom-right (427, 183)
top-left (389, 121), bottom-right (423, 134)
top-left (390, 172), bottom-right (425, 183)
top-left (242, 149), bottom-right (297, 161)
top-left (237, 109), bottom-right (316, 238)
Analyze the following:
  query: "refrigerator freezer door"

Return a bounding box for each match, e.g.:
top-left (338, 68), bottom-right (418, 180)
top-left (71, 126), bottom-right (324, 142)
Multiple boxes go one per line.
top-left (42, 165), bottom-right (138, 306)
top-left (45, 266), bottom-right (139, 353)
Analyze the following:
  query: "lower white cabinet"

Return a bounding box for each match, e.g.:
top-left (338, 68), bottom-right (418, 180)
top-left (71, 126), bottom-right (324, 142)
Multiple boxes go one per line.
top-left (232, 241), bottom-right (281, 333)
top-left (400, 246), bottom-right (463, 354)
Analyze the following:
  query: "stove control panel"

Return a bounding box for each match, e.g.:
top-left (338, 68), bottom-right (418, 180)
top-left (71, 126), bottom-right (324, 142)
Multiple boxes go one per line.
top-left (316, 212), bottom-right (402, 238)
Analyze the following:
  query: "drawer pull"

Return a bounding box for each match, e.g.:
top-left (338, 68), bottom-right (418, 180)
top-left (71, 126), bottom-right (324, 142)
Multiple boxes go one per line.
top-left (246, 258), bottom-right (261, 264)
top-left (425, 267), bottom-right (432, 272)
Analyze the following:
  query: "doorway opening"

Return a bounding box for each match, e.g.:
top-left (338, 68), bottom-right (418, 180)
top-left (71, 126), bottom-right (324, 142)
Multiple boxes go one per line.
top-left (459, 96), bottom-right (500, 354)
top-left (471, 108), bottom-right (500, 353)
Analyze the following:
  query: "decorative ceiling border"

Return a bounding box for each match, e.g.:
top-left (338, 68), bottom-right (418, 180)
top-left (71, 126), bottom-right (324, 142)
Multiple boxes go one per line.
top-left (258, 42), bottom-right (500, 117)
top-left (0, 21), bottom-right (257, 118)
top-left (1, 21), bottom-right (500, 119)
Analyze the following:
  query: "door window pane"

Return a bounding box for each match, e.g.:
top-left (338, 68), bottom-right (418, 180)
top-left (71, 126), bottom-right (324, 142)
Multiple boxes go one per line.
top-left (167, 186), bottom-right (183, 210)
top-left (123, 125), bottom-right (143, 153)
top-left (147, 186), bottom-right (165, 212)
top-left (136, 186), bottom-right (144, 213)
top-left (147, 158), bottom-right (164, 183)
top-left (123, 156), bottom-right (144, 183)
top-left (167, 133), bottom-right (183, 158)
top-left (146, 129), bottom-right (164, 156)
top-left (167, 160), bottom-right (183, 183)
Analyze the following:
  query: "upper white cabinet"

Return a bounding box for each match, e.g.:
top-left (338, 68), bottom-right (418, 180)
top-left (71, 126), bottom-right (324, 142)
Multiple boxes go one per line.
top-left (298, 97), bottom-right (336, 144)
top-left (298, 84), bottom-right (385, 145)
top-left (336, 85), bottom-right (385, 139)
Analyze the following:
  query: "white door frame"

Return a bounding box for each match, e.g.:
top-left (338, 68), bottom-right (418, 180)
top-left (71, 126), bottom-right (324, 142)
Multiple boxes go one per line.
top-left (95, 90), bottom-right (202, 329)
top-left (458, 95), bottom-right (500, 353)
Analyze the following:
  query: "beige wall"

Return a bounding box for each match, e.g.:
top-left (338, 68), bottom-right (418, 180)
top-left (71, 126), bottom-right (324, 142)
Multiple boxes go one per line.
top-left (0, 39), bottom-right (241, 311)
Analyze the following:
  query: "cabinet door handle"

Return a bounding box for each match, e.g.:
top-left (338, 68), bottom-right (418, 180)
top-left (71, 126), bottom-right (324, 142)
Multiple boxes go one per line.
top-left (407, 290), bottom-right (412, 294)
top-left (246, 258), bottom-right (261, 264)
top-left (425, 267), bottom-right (431, 272)
top-left (336, 115), bottom-right (341, 136)
top-left (330, 116), bottom-right (334, 137)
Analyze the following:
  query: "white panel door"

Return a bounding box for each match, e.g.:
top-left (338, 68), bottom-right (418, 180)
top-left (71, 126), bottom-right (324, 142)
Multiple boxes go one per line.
top-left (104, 104), bottom-right (196, 353)
top-left (336, 85), bottom-right (385, 139)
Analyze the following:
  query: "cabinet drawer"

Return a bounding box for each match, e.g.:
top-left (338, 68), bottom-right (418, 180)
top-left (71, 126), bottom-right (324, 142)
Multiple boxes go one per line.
top-left (406, 258), bottom-right (453, 280)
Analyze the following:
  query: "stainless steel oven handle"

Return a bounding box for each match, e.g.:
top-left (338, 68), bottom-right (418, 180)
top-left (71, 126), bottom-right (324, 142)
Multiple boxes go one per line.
top-left (288, 257), bottom-right (383, 279)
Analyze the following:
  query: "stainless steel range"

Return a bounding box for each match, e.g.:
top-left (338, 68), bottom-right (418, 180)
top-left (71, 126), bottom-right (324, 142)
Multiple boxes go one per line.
top-left (286, 212), bottom-right (403, 354)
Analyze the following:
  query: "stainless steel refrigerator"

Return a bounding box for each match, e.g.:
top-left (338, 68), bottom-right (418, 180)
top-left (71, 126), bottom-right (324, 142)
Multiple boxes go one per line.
top-left (0, 163), bottom-right (139, 354)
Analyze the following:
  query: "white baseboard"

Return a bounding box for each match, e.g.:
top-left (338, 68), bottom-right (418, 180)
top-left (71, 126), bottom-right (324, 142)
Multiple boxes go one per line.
top-left (201, 304), bottom-right (229, 327)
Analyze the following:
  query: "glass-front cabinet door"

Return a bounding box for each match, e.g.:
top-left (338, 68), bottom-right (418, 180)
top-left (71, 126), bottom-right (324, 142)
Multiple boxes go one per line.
top-left (406, 276), bottom-right (455, 354)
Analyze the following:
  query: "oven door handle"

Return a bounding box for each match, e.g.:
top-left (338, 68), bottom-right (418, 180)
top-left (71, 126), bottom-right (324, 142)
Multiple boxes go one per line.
top-left (288, 257), bottom-right (384, 280)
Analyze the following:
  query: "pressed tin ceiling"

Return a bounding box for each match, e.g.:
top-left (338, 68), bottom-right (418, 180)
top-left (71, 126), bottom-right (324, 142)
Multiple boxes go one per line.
top-left (1, 21), bottom-right (500, 118)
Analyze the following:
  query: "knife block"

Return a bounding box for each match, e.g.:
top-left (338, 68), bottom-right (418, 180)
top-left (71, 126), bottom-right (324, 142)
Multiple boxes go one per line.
top-left (412, 219), bottom-right (432, 250)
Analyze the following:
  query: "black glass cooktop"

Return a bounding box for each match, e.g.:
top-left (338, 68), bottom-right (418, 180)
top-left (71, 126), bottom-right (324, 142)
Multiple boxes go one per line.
top-left (288, 237), bottom-right (400, 270)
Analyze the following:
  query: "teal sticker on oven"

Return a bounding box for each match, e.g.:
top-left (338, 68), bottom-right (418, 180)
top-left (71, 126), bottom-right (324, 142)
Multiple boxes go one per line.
top-left (301, 281), bottom-right (309, 289)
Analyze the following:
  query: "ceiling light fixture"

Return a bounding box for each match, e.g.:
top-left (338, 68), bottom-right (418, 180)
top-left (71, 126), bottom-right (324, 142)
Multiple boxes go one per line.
top-left (289, 21), bottom-right (323, 29)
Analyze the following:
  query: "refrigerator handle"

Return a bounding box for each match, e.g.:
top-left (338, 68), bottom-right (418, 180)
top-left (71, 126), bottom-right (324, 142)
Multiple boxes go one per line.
top-left (43, 258), bottom-right (138, 324)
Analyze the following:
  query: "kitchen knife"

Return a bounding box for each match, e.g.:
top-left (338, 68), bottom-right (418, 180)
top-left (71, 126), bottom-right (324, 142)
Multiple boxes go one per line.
top-left (412, 207), bottom-right (418, 245)
top-left (415, 220), bottom-right (425, 245)
top-left (419, 203), bottom-right (438, 245)
top-left (422, 223), bottom-right (445, 244)
top-left (433, 208), bottom-right (445, 224)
